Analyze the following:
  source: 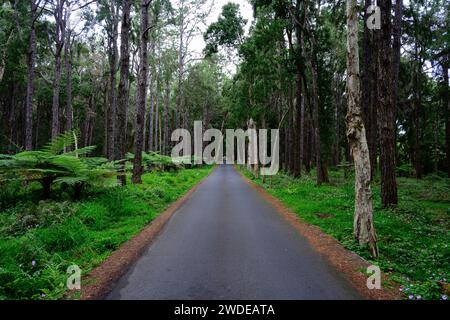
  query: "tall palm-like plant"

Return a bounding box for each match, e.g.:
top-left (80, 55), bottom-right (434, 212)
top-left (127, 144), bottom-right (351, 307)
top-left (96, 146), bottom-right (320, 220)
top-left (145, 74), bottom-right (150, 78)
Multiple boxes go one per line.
top-left (0, 132), bottom-right (118, 199)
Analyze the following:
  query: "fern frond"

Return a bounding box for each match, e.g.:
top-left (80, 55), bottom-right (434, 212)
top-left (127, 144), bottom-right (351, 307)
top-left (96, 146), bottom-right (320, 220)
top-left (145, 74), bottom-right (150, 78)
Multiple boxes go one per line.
top-left (65, 146), bottom-right (97, 157)
top-left (42, 131), bottom-right (76, 155)
top-left (49, 156), bottom-right (88, 173)
top-left (54, 176), bottom-right (87, 186)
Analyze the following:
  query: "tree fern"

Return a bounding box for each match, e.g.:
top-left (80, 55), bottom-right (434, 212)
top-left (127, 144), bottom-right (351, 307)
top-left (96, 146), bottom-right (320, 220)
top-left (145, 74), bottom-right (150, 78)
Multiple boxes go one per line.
top-left (0, 131), bottom-right (118, 199)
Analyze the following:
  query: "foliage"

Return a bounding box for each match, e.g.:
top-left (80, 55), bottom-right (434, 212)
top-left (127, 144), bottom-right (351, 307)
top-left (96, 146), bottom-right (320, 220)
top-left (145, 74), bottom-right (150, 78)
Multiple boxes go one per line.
top-left (0, 132), bottom-right (118, 199)
top-left (0, 166), bottom-right (213, 300)
top-left (126, 152), bottom-right (183, 172)
top-left (204, 3), bottom-right (247, 57)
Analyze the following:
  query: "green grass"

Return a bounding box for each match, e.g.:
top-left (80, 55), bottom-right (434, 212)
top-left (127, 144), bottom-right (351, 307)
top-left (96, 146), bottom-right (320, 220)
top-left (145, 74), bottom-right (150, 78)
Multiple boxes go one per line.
top-left (239, 167), bottom-right (450, 300)
top-left (0, 167), bottom-right (213, 300)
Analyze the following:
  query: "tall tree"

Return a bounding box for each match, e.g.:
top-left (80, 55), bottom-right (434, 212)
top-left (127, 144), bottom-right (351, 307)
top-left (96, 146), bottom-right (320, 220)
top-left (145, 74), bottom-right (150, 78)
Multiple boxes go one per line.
top-left (132, 0), bottom-right (152, 184)
top-left (377, 0), bottom-right (398, 207)
top-left (64, 6), bottom-right (74, 134)
top-left (443, 56), bottom-right (450, 177)
top-left (107, 1), bottom-right (120, 160)
top-left (362, 0), bottom-right (377, 178)
top-left (48, 0), bottom-right (68, 139)
top-left (117, 0), bottom-right (131, 185)
top-left (346, 0), bottom-right (378, 257)
top-left (25, 0), bottom-right (45, 150)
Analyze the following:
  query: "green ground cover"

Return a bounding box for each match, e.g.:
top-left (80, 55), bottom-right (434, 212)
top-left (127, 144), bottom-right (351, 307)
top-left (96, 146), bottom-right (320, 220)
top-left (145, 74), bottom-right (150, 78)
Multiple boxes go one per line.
top-left (0, 167), bottom-right (212, 300)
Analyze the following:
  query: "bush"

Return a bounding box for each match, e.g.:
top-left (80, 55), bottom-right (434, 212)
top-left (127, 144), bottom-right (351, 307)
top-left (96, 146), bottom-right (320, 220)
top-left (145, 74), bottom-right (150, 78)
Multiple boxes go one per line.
top-left (0, 201), bottom-right (77, 237)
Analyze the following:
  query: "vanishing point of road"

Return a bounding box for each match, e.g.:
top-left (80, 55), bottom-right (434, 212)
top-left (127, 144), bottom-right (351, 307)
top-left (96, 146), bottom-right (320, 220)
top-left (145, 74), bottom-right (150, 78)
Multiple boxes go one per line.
top-left (107, 165), bottom-right (361, 300)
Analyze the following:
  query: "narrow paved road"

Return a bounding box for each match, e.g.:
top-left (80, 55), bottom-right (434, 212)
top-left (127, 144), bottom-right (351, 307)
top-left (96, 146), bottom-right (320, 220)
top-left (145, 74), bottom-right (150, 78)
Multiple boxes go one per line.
top-left (107, 165), bottom-right (361, 300)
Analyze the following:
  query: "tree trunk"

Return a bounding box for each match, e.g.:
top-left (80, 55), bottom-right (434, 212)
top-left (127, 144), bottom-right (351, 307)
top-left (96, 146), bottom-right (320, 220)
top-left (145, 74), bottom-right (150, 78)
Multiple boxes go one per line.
top-left (147, 40), bottom-right (156, 152)
top-left (51, 52), bottom-right (62, 139)
top-left (117, 0), bottom-right (131, 185)
top-left (346, 0), bottom-right (378, 258)
top-left (51, 0), bottom-right (67, 139)
top-left (0, 31), bottom-right (14, 84)
top-left (25, 1), bottom-right (38, 151)
top-left (443, 57), bottom-right (450, 177)
top-left (362, 0), bottom-right (377, 178)
top-left (132, 0), bottom-right (152, 184)
top-left (163, 79), bottom-right (170, 155)
top-left (64, 32), bottom-right (73, 134)
top-left (107, 4), bottom-right (119, 161)
top-left (176, 0), bottom-right (186, 130)
top-left (310, 53), bottom-right (327, 185)
top-left (377, 0), bottom-right (398, 207)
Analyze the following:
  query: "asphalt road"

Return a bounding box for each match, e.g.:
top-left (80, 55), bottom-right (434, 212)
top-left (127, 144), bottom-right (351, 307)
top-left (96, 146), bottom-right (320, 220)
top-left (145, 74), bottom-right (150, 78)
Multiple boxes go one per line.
top-left (107, 165), bottom-right (361, 300)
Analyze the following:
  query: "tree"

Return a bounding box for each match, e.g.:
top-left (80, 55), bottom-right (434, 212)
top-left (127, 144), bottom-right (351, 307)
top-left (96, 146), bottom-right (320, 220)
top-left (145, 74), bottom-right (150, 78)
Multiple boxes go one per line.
top-left (203, 2), bottom-right (247, 57)
top-left (97, 0), bottom-right (120, 161)
top-left (346, 0), bottom-right (378, 257)
top-left (48, 0), bottom-right (68, 139)
top-left (132, 0), bottom-right (152, 184)
top-left (174, 0), bottom-right (210, 129)
top-left (377, 0), bottom-right (398, 207)
top-left (362, 0), bottom-right (377, 178)
top-left (25, 0), bottom-right (46, 151)
top-left (117, 0), bottom-right (131, 185)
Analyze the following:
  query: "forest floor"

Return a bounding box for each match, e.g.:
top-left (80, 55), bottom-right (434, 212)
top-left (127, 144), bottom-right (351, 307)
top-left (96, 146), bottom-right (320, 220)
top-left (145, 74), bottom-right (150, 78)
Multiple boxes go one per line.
top-left (0, 167), bottom-right (213, 300)
top-left (239, 167), bottom-right (450, 300)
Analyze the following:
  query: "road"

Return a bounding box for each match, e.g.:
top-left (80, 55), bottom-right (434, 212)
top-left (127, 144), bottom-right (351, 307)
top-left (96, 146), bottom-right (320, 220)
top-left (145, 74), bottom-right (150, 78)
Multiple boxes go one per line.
top-left (107, 165), bottom-right (361, 300)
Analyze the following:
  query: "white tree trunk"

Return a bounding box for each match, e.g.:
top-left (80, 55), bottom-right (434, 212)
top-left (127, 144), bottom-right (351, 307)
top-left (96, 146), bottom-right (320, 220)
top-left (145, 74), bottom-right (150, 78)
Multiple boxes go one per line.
top-left (346, 0), bottom-right (378, 257)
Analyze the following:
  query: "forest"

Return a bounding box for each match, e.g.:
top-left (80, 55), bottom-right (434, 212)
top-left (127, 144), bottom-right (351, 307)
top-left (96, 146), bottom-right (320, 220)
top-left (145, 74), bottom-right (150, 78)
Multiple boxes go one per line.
top-left (0, 0), bottom-right (449, 301)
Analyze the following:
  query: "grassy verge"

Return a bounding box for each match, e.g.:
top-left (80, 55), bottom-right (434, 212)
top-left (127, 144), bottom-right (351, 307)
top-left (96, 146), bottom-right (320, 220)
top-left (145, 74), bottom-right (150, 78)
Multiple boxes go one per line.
top-left (239, 167), bottom-right (449, 300)
top-left (0, 166), bottom-right (213, 300)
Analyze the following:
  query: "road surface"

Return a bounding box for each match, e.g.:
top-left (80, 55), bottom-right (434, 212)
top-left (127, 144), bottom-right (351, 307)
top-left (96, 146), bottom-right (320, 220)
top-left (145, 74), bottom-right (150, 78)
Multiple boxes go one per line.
top-left (107, 165), bottom-right (361, 300)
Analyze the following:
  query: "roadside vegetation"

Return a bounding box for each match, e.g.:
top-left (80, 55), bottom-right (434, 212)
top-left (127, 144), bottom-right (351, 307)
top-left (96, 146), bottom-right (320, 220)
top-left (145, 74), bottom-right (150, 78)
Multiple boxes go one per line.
top-left (0, 133), bottom-right (212, 300)
top-left (240, 167), bottom-right (450, 300)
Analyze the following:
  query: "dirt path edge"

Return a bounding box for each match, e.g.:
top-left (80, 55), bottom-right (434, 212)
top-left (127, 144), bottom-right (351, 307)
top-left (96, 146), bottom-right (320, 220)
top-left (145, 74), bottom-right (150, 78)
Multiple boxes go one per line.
top-left (235, 167), bottom-right (402, 300)
top-left (78, 167), bottom-right (217, 300)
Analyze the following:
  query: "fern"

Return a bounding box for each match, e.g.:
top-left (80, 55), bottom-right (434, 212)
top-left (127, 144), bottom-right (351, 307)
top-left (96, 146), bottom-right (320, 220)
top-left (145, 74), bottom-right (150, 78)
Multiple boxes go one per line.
top-left (127, 152), bottom-right (183, 172)
top-left (0, 131), bottom-right (118, 199)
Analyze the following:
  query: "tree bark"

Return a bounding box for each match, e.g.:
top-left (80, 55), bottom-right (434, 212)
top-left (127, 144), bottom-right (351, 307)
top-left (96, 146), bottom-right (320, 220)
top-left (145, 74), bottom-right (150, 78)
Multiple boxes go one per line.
top-left (64, 29), bottom-right (73, 134)
top-left (310, 54), bottom-right (327, 185)
top-left (25, 1), bottom-right (39, 151)
top-left (362, 0), bottom-right (377, 178)
top-left (132, 0), bottom-right (152, 184)
top-left (117, 0), bottom-right (131, 185)
top-left (377, 0), bottom-right (398, 207)
top-left (107, 3), bottom-right (119, 161)
top-left (176, 0), bottom-right (186, 130)
top-left (51, 0), bottom-right (67, 139)
top-left (443, 57), bottom-right (450, 177)
top-left (163, 78), bottom-right (170, 155)
top-left (346, 0), bottom-right (378, 258)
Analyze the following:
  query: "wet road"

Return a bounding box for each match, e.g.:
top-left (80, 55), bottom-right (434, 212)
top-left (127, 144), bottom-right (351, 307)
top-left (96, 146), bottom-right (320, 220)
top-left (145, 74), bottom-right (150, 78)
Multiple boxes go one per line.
top-left (107, 165), bottom-right (361, 300)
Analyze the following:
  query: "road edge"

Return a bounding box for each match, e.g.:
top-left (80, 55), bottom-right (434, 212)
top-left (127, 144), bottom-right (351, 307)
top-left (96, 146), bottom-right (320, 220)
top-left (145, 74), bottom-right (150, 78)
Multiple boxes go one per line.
top-left (78, 166), bottom-right (217, 300)
top-left (235, 166), bottom-right (401, 300)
